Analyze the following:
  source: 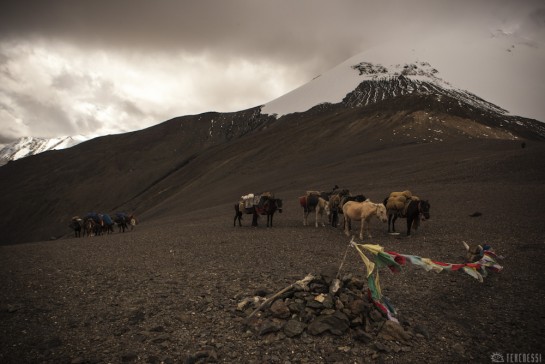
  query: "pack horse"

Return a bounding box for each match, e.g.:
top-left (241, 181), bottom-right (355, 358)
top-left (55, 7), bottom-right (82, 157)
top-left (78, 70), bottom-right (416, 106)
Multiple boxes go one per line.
top-left (234, 192), bottom-right (283, 227)
top-left (299, 191), bottom-right (330, 227)
top-left (384, 190), bottom-right (430, 236)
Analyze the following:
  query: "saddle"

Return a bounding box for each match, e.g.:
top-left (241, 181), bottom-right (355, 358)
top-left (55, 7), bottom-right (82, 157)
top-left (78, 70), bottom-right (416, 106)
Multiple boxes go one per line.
top-left (299, 195), bottom-right (319, 211)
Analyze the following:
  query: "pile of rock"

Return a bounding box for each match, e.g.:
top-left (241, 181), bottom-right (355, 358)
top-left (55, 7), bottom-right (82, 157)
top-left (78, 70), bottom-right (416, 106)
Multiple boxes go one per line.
top-left (237, 273), bottom-right (414, 345)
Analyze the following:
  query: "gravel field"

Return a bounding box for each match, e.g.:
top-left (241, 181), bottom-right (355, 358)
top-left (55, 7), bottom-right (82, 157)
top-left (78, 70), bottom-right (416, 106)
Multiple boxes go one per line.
top-left (1, 140), bottom-right (544, 363)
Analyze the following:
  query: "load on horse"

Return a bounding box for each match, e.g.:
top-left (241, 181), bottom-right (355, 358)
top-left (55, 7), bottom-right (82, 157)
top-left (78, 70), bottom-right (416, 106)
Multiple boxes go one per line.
top-left (234, 192), bottom-right (283, 227)
top-left (383, 190), bottom-right (430, 236)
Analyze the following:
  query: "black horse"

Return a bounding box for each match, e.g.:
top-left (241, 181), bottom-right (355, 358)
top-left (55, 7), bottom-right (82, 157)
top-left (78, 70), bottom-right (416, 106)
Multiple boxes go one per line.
top-left (69, 217), bottom-right (82, 238)
top-left (114, 212), bottom-right (130, 232)
top-left (385, 199), bottom-right (430, 236)
top-left (234, 197), bottom-right (283, 227)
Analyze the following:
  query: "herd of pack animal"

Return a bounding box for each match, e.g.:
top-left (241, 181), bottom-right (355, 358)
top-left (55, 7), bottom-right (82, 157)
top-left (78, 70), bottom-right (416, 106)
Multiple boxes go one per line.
top-left (233, 188), bottom-right (499, 273)
top-left (69, 212), bottom-right (137, 237)
top-left (234, 186), bottom-right (431, 240)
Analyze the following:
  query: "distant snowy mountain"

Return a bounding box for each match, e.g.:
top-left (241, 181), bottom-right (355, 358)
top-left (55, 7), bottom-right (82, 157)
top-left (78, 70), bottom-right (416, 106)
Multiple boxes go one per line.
top-left (0, 136), bottom-right (88, 165)
top-left (262, 29), bottom-right (545, 122)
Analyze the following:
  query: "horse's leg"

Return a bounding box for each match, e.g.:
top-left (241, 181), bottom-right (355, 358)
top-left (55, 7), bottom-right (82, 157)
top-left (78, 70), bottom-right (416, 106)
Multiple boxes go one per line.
top-left (406, 215), bottom-right (413, 236)
top-left (344, 216), bottom-right (351, 236)
top-left (303, 209), bottom-right (308, 226)
top-left (392, 215), bottom-right (397, 233)
top-left (234, 205), bottom-right (241, 227)
top-left (252, 211), bottom-right (258, 227)
top-left (387, 214), bottom-right (392, 233)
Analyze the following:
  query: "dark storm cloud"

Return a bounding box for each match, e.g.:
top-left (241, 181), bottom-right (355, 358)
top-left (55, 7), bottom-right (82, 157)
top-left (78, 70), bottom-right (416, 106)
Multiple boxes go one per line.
top-left (4, 1), bottom-right (543, 67)
top-left (0, 0), bottom-right (386, 70)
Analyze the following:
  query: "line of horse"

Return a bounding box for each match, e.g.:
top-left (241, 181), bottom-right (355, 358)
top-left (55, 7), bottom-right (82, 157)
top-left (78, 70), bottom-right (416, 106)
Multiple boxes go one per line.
top-left (233, 186), bottom-right (430, 239)
top-left (69, 212), bottom-right (138, 238)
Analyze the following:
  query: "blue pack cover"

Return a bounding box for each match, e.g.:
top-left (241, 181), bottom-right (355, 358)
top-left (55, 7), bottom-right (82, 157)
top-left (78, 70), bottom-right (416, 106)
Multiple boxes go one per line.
top-left (102, 214), bottom-right (113, 225)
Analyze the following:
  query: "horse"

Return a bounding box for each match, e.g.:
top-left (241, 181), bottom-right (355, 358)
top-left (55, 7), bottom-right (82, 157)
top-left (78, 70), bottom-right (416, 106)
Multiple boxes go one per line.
top-left (326, 189), bottom-right (352, 227)
top-left (342, 200), bottom-right (388, 240)
top-left (82, 218), bottom-right (96, 237)
top-left (69, 217), bottom-right (82, 238)
top-left (299, 195), bottom-right (330, 227)
top-left (114, 212), bottom-right (132, 232)
top-left (129, 215), bottom-right (138, 230)
top-left (234, 195), bottom-right (283, 227)
top-left (101, 213), bottom-right (115, 234)
top-left (384, 197), bottom-right (430, 236)
top-left (329, 193), bottom-right (366, 228)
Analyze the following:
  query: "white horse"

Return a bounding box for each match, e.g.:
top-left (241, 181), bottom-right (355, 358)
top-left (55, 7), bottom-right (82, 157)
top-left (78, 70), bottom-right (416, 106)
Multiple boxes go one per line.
top-left (342, 200), bottom-right (388, 239)
top-left (299, 195), bottom-right (330, 227)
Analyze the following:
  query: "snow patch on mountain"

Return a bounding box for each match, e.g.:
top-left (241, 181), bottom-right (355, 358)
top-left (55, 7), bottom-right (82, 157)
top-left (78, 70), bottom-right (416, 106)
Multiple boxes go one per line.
top-left (261, 58), bottom-right (494, 117)
top-left (0, 135), bottom-right (88, 165)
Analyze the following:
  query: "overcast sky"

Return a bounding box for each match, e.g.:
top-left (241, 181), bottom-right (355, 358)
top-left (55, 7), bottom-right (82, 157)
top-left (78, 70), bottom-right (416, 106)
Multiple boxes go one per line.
top-left (1, 0), bottom-right (544, 145)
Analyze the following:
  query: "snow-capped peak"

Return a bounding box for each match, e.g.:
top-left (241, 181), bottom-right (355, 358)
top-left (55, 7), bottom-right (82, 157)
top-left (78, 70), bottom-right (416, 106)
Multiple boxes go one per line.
top-left (262, 29), bottom-right (545, 122)
top-left (0, 135), bottom-right (88, 165)
top-left (261, 59), bottom-right (457, 118)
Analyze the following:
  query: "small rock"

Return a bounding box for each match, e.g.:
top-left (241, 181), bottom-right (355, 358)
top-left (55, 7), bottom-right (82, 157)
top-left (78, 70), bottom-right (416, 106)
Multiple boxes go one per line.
top-left (307, 311), bottom-right (349, 336)
top-left (414, 324), bottom-right (430, 339)
top-left (283, 319), bottom-right (307, 337)
top-left (121, 352), bottom-right (138, 362)
top-left (258, 319), bottom-right (283, 336)
top-left (378, 320), bottom-right (411, 342)
top-left (270, 299), bottom-right (290, 319)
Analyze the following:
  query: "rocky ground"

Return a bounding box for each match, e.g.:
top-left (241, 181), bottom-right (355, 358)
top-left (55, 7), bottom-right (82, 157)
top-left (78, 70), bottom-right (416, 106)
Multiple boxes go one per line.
top-left (1, 140), bottom-right (545, 363)
top-left (1, 177), bottom-right (545, 364)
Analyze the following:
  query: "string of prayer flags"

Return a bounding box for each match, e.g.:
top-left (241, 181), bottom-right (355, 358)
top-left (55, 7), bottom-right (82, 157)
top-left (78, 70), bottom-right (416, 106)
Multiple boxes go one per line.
top-left (349, 239), bottom-right (503, 321)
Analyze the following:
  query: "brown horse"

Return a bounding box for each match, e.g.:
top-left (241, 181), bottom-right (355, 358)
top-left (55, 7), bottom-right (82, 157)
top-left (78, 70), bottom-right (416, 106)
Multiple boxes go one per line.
top-left (299, 195), bottom-right (330, 227)
top-left (82, 218), bottom-right (96, 237)
top-left (342, 200), bottom-right (388, 240)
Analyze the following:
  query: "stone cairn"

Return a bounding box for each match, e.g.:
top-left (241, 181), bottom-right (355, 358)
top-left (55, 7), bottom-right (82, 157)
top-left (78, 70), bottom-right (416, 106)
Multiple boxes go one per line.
top-left (237, 273), bottom-right (415, 346)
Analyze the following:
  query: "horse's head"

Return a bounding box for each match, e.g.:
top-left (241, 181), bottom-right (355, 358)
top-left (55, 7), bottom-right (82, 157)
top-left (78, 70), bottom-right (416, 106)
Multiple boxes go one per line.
top-left (463, 242), bottom-right (484, 262)
top-left (419, 200), bottom-right (430, 220)
top-left (376, 203), bottom-right (388, 223)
